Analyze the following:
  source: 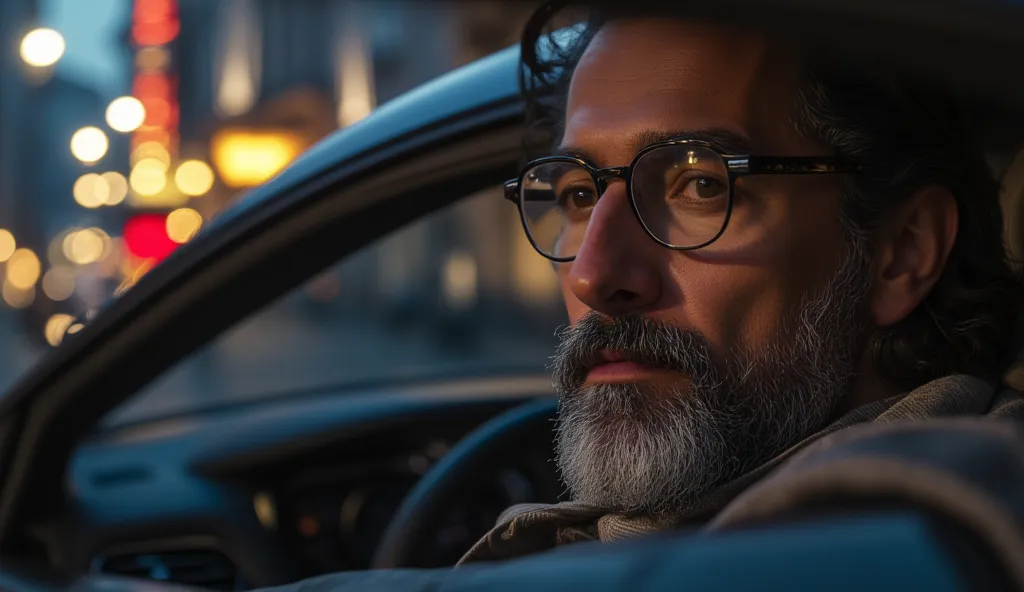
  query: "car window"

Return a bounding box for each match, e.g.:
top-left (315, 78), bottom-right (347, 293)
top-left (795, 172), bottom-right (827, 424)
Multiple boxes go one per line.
top-left (105, 184), bottom-right (566, 425)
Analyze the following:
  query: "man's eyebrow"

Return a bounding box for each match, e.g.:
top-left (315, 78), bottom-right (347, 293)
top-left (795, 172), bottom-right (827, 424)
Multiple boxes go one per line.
top-left (554, 128), bottom-right (756, 166)
top-left (552, 144), bottom-right (598, 163)
top-left (633, 128), bottom-right (756, 156)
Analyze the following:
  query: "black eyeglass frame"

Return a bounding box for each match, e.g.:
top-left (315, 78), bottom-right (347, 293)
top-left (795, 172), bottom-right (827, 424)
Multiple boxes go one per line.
top-left (504, 138), bottom-right (862, 262)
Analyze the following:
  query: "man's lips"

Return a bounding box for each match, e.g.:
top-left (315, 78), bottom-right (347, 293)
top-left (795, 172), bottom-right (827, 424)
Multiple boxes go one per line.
top-left (584, 350), bottom-right (676, 384)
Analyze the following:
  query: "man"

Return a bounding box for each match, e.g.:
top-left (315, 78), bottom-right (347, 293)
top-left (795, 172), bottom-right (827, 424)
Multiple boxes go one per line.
top-left (268, 1), bottom-right (1024, 589)
top-left (460, 0), bottom-right (1024, 568)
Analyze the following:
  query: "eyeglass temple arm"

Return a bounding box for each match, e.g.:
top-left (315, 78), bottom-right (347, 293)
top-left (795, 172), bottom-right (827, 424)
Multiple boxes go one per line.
top-left (503, 179), bottom-right (520, 202)
top-left (732, 156), bottom-right (862, 175)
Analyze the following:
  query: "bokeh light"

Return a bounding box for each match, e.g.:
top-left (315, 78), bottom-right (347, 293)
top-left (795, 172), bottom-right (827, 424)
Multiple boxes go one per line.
top-left (101, 172), bottom-right (128, 205)
top-left (142, 98), bottom-right (173, 127)
top-left (130, 158), bottom-right (168, 196)
top-left (62, 229), bottom-right (106, 265)
top-left (136, 46), bottom-right (170, 71)
top-left (73, 173), bottom-right (109, 209)
top-left (106, 96), bottom-right (147, 133)
top-left (174, 160), bottom-right (215, 196)
top-left (442, 250), bottom-right (478, 309)
top-left (44, 313), bottom-right (76, 347)
top-left (124, 214), bottom-right (177, 260)
top-left (70, 127), bottom-right (109, 164)
top-left (0, 230), bottom-right (16, 262)
top-left (166, 208), bottom-right (203, 243)
top-left (42, 267), bottom-right (75, 301)
top-left (2, 282), bottom-right (35, 309)
top-left (19, 28), bottom-right (65, 67)
top-left (131, 141), bottom-right (171, 167)
top-left (212, 130), bottom-right (303, 187)
top-left (6, 248), bottom-right (41, 290)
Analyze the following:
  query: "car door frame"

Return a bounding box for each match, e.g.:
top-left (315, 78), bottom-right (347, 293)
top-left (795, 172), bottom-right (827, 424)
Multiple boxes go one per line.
top-left (0, 49), bottom-right (526, 561)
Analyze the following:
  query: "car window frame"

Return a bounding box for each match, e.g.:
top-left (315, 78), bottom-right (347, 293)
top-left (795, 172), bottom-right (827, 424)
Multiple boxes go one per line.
top-left (0, 103), bottom-right (524, 554)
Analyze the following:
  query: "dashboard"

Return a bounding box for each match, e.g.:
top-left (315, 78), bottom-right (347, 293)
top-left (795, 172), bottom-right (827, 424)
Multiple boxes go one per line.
top-left (49, 374), bottom-right (560, 589)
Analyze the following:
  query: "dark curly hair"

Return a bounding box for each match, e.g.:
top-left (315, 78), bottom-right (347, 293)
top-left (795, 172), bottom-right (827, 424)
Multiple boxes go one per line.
top-left (519, 1), bottom-right (1024, 390)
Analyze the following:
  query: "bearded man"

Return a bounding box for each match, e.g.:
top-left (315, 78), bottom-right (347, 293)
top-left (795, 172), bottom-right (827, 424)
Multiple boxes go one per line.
top-left (457, 0), bottom-right (1024, 565)
top-left (267, 1), bottom-right (1024, 590)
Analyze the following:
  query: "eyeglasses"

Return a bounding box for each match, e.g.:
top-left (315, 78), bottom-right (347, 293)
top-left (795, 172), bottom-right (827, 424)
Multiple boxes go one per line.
top-left (504, 138), bottom-right (861, 262)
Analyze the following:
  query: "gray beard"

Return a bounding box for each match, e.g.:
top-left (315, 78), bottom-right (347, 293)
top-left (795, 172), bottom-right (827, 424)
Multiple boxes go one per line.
top-left (552, 243), bottom-right (873, 516)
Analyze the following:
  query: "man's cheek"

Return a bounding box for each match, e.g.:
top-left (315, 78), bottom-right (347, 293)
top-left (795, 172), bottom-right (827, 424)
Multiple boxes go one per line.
top-left (669, 265), bottom-right (772, 358)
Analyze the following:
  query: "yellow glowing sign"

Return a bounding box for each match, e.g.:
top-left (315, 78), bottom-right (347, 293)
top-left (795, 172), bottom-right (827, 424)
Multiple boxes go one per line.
top-left (211, 129), bottom-right (304, 187)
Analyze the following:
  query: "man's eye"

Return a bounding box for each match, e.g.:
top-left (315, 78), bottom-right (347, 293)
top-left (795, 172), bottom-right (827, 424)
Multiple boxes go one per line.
top-left (683, 177), bottom-right (728, 200)
top-left (558, 187), bottom-right (598, 210)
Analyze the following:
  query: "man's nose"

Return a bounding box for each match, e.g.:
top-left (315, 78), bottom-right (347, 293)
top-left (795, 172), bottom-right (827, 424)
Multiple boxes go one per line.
top-left (566, 182), bottom-right (662, 315)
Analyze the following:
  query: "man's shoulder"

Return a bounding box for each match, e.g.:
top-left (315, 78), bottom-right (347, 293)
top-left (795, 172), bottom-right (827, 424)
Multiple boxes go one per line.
top-left (711, 412), bottom-right (1024, 584)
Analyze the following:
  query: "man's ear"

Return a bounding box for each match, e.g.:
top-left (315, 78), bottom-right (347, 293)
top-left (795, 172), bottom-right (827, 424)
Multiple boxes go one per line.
top-left (869, 185), bottom-right (959, 328)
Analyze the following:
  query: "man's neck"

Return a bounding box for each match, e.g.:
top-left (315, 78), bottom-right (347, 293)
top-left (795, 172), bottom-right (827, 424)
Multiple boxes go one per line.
top-left (840, 368), bottom-right (902, 416)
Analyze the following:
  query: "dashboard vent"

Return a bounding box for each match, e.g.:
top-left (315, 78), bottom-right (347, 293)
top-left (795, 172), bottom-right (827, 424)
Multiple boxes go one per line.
top-left (95, 548), bottom-right (243, 591)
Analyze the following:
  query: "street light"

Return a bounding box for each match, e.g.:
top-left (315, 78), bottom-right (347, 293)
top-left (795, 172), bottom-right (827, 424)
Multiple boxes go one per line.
top-left (106, 96), bottom-right (147, 133)
top-left (174, 160), bottom-right (215, 196)
top-left (166, 207), bottom-right (203, 243)
top-left (70, 126), bottom-right (109, 164)
top-left (19, 28), bottom-right (65, 68)
top-left (0, 230), bottom-right (15, 262)
top-left (6, 248), bottom-right (41, 290)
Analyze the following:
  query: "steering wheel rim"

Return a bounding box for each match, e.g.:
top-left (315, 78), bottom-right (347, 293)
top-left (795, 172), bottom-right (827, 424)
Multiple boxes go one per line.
top-left (371, 397), bottom-right (559, 569)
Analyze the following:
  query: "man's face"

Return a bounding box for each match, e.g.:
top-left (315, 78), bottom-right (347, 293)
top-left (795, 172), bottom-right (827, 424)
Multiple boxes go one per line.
top-left (550, 19), bottom-right (873, 513)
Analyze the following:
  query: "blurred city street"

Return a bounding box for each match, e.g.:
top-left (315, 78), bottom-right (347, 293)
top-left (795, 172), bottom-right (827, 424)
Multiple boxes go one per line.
top-left (0, 0), bottom-right (565, 419)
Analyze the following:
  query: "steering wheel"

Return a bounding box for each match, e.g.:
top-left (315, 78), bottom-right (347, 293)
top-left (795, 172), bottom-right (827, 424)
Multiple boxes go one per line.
top-left (371, 397), bottom-right (559, 569)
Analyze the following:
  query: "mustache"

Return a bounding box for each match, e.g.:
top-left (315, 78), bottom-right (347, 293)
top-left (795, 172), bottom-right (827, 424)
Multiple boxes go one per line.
top-left (551, 313), bottom-right (720, 393)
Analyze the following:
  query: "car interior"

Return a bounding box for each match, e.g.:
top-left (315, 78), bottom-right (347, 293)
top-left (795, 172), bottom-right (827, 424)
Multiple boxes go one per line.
top-left (1, 1), bottom-right (1024, 591)
top-left (33, 115), bottom-right (1024, 592)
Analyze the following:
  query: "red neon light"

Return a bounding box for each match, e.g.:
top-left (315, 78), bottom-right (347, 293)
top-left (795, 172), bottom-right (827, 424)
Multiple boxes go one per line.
top-left (141, 98), bottom-right (172, 127)
top-left (131, 129), bottom-right (173, 150)
top-left (124, 214), bottom-right (178, 261)
top-left (133, 72), bottom-right (171, 98)
top-left (132, 19), bottom-right (180, 46)
top-left (133, 0), bottom-right (175, 20)
top-left (132, 0), bottom-right (179, 46)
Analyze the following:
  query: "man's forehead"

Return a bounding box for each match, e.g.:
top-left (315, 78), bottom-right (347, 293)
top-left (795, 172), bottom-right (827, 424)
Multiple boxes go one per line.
top-left (556, 127), bottom-right (755, 166)
top-left (563, 17), bottom-right (807, 159)
top-left (578, 18), bottom-right (776, 70)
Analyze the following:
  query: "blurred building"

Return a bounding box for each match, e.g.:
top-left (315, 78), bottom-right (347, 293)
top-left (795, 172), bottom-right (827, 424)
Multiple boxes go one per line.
top-left (0, 0), bottom-right (35, 237)
top-left (0, 0), bottom-right (38, 377)
top-left (161, 0), bottom-right (555, 329)
top-left (33, 76), bottom-right (126, 239)
top-left (0, 0), bottom-right (140, 363)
